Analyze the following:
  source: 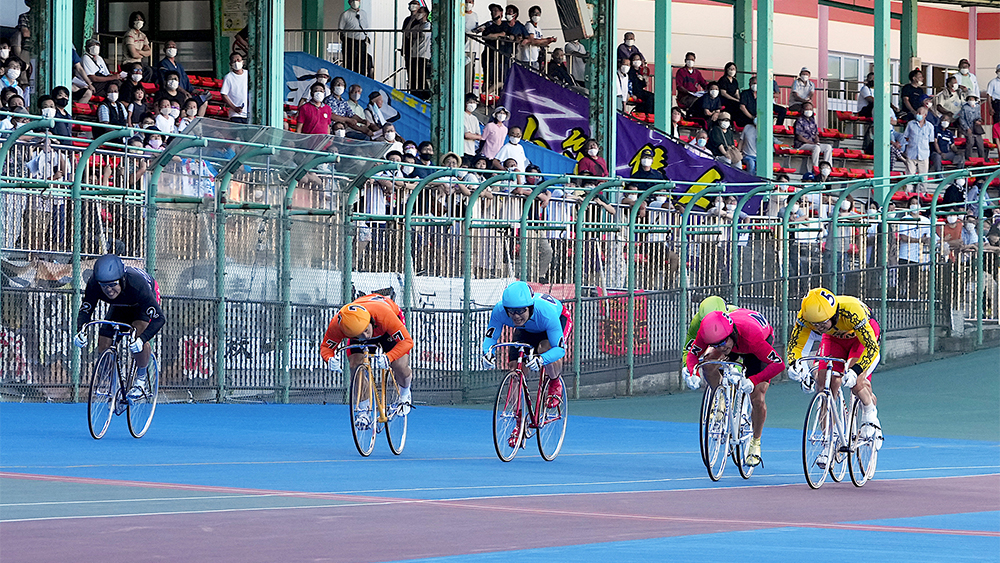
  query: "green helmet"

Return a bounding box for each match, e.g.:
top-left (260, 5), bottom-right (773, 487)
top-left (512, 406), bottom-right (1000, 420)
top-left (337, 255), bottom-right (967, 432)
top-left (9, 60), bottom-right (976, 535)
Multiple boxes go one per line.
top-left (697, 295), bottom-right (727, 319)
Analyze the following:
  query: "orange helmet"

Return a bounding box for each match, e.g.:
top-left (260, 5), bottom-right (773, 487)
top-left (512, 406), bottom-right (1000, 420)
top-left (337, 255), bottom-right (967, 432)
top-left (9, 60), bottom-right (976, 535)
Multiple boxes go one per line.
top-left (337, 304), bottom-right (371, 338)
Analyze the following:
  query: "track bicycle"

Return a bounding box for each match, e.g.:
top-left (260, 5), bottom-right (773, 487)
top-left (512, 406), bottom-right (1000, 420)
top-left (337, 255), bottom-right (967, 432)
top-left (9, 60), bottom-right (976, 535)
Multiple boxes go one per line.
top-left (79, 320), bottom-right (159, 440)
top-left (339, 343), bottom-right (409, 457)
top-left (490, 342), bottom-right (568, 462)
top-left (799, 355), bottom-right (878, 488)
top-left (696, 360), bottom-right (756, 481)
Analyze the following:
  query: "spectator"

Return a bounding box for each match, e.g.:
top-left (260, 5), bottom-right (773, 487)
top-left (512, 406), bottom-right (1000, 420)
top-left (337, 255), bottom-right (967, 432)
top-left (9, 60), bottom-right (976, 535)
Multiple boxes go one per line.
top-left (616, 32), bottom-right (643, 65)
top-left (144, 129), bottom-right (165, 150)
top-left (382, 123), bottom-right (402, 153)
top-left (220, 53), bottom-right (250, 123)
top-left (325, 76), bottom-right (368, 138)
top-left (364, 90), bottom-right (389, 139)
top-left (494, 126), bottom-right (529, 172)
top-left (902, 106), bottom-right (934, 192)
top-left (70, 48), bottom-right (95, 104)
top-left (95, 82), bottom-right (129, 137)
top-left (463, 93), bottom-right (482, 165)
top-left (480, 4), bottom-right (507, 97)
top-left (615, 59), bottom-right (630, 112)
top-left (126, 86), bottom-right (149, 126)
top-left (676, 52), bottom-right (707, 110)
top-left (670, 106), bottom-right (683, 136)
top-left (629, 148), bottom-right (663, 188)
top-left (955, 58), bottom-right (980, 100)
top-left (718, 62), bottom-right (741, 117)
top-left (930, 111), bottom-right (964, 172)
top-left (937, 210), bottom-right (964, 259)
top-left (519, 6), bottom-right (557, 70)
top-left (695, 81), bottom-right (723, 126)
top-left (340, 0), bottom-right (373, 77)
top-left (577, 138), bottom-right (608, 176)
top-left (50, 86), bottom-right (72, 139)
top-left (464, 0), bottom-right (479, 80)
top-left (137, 113), bottom-right (156, 132)
top-left (297, 67), bottom-right (331, 108)
top-left (708, 112), bottom-right (741, 165)
top-left (123, 11), bottom-right (154, 81)
top-left (546, 48), bottom-right (575, 87)
top-left (480, 105), bottom-right (509, 161)
top-left (564, 39), bottom-right (587, 87)
top-left (331, 121), bottom-right (347, 139)
top-left (934, 75), bottom-right (963, 118)
top-left (402, 139), bottom-right (418, 159)
top-left (37, 94), bottom-right (56, 130)
top-left (628, 53), bottom-right (654, 120)
top-left (154, 98), bottom-right (178, 134)
top-left (920, 96), bottom-right (939, 128)
top-left (346, 84), bottom-right (366, 120)
top-left (789, 67), bottom-right (814, 113)
top-left (740, 117), bottom-right (759, 175)
top-left (686, 129), bottom-right (712, 159)
top-left (956, 93), bottom-right (986, 159)
top-left (403, 6), bottom-right (431, 100)
top-left (500, 5), bottom-right (528, 77)
top-left (987, 63), bottom-right (1000, 126)
top-left (794, 102), bottom-right (833, 171)
top-left (897, 195), bottom-right (930, 298)
top-left (297, 82), bottom-right (332, 134)
top-left (900, 68), bottom-right (926, 120)
top-left (735, 75), bottom-right (757, 128)
top-left (857, 72), bottom-right (874, 118)
top-left (0, 105), bottom-right (29, 133)
top-left (771, 79), bottom-right (790, 126)
top-left (959, 214), bottom-right (983, 253)
top-left (156, 71), bottom-right (193, 109)
top-left (156, 40), bottom-right (193, 92)
top-left (941, 176), bottom-right (967, 210)
top-left (178, 98), bottom-right (200, 132)
top-left (0, 38), bottom-right (9, 66)
top-left (118, 62), bottom-right (146, 107)
top-left (0, 57), bottom-right (27, 101)
top-left (415, 141), bottom-right (436, 179)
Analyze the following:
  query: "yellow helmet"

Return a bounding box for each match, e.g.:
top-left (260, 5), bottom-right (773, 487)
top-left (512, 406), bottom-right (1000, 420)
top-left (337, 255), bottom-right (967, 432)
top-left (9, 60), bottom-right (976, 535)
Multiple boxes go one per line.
top-left (801, 287), bottom-right (838, 323)
top-left (337, 304), bottom-right (371, 338)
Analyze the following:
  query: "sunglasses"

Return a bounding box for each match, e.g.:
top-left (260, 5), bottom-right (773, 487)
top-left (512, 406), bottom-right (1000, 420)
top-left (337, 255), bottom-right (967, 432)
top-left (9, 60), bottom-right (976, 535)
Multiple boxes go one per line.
top-left (99, 280), bottom-right (120, 289)
top-left (505, 307), bottom-right (529, 317)
top-left (708, 337), bottom-right (730, 348)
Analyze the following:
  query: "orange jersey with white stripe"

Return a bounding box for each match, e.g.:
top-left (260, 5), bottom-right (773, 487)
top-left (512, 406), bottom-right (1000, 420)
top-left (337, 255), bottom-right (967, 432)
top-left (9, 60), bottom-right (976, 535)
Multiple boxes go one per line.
top-left (319, 294), bottom-right (413, 362)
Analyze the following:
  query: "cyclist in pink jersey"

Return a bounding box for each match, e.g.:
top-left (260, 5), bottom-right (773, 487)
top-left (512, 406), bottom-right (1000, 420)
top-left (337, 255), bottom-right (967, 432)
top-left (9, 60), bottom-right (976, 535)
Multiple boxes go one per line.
top-left (686, 309), bottom-right (785, 466)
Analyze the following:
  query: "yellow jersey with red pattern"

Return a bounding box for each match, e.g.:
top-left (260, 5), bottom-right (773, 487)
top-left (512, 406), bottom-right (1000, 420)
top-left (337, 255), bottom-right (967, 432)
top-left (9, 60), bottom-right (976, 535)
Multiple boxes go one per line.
top-left (786, 295), bottom-right (880, 375)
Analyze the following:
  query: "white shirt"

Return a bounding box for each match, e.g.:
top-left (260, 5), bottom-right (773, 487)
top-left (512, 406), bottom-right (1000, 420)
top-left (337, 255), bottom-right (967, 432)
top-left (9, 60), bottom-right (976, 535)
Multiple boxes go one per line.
top-left (857, 84), bottom-right (873, 112)
top-left (339, 8), bottom-right (370, 42)
top-left (956, 71), bottom-right (980, 97)
top-left (220, 70), bottom-right (249, 118)
top-left (898, 214), bottom-right (929, 262)
top-left (494, 142), bottom-right (528, 172)
top-left (986, 76), bottom-right (1000, 102)
top-left (82, 54), bottom-right (112, 77)
top-left (463, 111), bottom-right (481, 155)
top-left (519, 22), bottom-right (542, 64)
top-left (155, 114), bottom-right (178, 134)
top-left (464, 11), bottom-right (479, 52)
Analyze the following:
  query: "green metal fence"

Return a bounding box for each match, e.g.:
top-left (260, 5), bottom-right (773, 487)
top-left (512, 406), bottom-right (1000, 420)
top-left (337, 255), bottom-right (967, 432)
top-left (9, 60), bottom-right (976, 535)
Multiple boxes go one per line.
top-left (2, 115), bottom-right (998, 404)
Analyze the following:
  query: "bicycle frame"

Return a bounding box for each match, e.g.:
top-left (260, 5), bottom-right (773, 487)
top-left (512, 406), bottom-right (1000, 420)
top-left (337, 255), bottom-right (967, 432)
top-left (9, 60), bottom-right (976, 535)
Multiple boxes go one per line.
top-left (81, 320), bottom-right (139, 393)
top-left (695, 359), bottom-right (755, 479)
top-left (696, 359), bottom-right (749, 442)
top-left (801, 355), bottom-right (854, 452)
top-left (490, 342), bottom-right (548, 430)
top-left (336, 342), bottom-right (396, 424)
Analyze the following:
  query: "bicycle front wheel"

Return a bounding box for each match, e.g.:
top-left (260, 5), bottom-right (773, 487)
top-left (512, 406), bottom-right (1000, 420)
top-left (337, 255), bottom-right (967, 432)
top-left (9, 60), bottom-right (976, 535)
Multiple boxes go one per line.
top-left (803, 392), bottom-right (833, 489)
top-left (88, 349), bottom-right (118, 440)
top-left (384, 370), bottom-right (407, 455)
top-left (493, 371), bottom-right (526, 462)
top-left (699, 385), bottom-right (711, 468)
top-left (704, 385), bottom-right (731, 481)
top-left (733, 389), bottom-right (756, 479)
top-left (349, 365), bottom-right (377, 457)
top-left (849, 398), bottom-right (878, 487)
top-left (828, 391), bottom-right (849, 482)
top-left (127, 354), bottom-right (159, 439)
top-left (536, 376), bottom-right (568, 461)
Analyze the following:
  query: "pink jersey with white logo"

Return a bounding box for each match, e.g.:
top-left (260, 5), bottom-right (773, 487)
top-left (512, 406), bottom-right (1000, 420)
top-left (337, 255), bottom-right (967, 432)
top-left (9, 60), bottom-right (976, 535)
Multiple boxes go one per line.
top-left (686, 308), bottom-right (785, 385)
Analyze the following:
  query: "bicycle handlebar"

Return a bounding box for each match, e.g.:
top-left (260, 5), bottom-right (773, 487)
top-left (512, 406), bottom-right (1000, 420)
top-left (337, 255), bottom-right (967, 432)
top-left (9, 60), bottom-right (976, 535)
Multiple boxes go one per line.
top-left (78, 320), bottom-right (136, 339)
top-left (333, 342), bottom-right (389, 356)
top-left (797, 355), bottom-right (847, 376)
top-left (693, 360), bottom-right (745, 385)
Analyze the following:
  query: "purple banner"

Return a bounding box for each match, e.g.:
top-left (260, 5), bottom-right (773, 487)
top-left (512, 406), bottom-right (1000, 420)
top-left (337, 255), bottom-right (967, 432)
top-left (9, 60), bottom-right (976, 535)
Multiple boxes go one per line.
top-left (501, 65), bottom-right (763, 208)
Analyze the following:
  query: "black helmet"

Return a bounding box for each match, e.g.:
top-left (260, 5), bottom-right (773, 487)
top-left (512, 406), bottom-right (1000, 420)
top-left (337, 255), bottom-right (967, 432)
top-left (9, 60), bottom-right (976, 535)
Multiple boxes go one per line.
top-left (93, 254), bottom-right (125, 284)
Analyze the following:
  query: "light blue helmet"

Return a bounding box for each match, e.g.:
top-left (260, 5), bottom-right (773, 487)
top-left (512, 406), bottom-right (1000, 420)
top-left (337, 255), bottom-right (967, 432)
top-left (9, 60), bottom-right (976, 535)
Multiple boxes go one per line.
top-left (501, 281), bottom-right (534, 310)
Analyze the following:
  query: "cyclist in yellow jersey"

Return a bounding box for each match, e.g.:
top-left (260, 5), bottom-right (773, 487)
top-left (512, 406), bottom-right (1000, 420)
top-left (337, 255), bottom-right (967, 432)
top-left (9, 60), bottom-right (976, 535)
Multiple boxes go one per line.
top-left (786, 288), bottom-right (883, 460)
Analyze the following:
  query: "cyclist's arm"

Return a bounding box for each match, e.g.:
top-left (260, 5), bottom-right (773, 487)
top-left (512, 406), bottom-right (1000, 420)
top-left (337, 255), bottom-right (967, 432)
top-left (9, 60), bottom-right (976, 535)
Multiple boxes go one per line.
top-left (681, 313), bottom-right (704, 367)
top-left (319, 319), bottom-right (346, 362)
top-left (380, 314), bottom-right (413, 362)
top-left (846, 312), bottom-right (879, 376)
top-left (76, 281), bottom-right (100, 331)
top-left (481, 304), bottom-right (506, 356)
top-left (748, 340), bottom-right (785, 386)
top-left (685, 335), bottom-right (707, 374)
top-left (134, 285), bottom-right (165, 343)
top-left (538, 317), bottom-right (566, 365)
top-left (785, 316), bottom-right (811, 365)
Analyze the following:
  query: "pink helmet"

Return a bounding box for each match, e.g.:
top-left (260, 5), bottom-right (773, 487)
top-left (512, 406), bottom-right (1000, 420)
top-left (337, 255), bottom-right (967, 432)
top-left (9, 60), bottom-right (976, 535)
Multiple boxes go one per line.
top-left (698, 311), bottom-right (734, 345)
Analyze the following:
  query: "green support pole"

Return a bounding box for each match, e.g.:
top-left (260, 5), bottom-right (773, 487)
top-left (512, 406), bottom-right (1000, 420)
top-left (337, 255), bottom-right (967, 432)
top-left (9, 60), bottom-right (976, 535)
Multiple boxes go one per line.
top-left (873, 0), bottom-right (892, 202)
top-left (74, 0), bottom-right (97, 51)
top-left (71, 128), bottom-right (134, 402)
top-left (976, 169), bottom-right (1000, 346)
top-left (653, 0), bottom-right (672, 133)
top-left (927, 171), bottom-right (970, 355)
top-left (249, 0), bottom-right (285, 127)
top-left (146, 139), bottom-right (209, 275)
top-left (340, 163), bottom-right (398, 302)
top-left (899, 0), bottom-right (917, 85)
top-left (755, 0), bottom-right (774, 179)
top-left (216, 146), bottom-right (276, 402)
top-left (730, 183), bottom-right (777, 305)
top-left (678, 183), bottom-right (726, 353)
top-left (517, 175), bottom-right (571, 281)
top-left (828, 180), bottom-right (874, 293)
top-left (212, 0), bottom-right (227, 78)
top-left (573, 180), bottom-right (623, 399)
top-left (626, 181), bottom-right (674, 393)
top-left (430, 0), bottom-right (465, 157)
top-left (779, 183), bottom-right (827, 346)
top-left (876, 176), bottom-right (923, 364)
top-left (589, 0), bottom-right (617, 168)
top-left (733, 0), bottom-right (753, 81)
top-left (302, 0), bottom-right (324, 58)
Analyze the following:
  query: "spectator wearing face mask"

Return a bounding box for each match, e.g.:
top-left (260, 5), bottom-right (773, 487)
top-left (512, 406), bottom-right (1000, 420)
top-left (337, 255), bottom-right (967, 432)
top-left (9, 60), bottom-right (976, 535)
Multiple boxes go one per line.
top-left (324, 76), bottom-right (368, 139)
top-left (937, 210), bottom-right (964, 259)
top-left (95, 82), bottom-right (130, 138)
top-left (298, 82), bottom-right (333, 134)
top-left (220, 53), bottom-right (250, 123)
top-left (340, 0), bottom-right (373, 78)
top-left (178, 98), bottom-right (200, 132)
top-left (382, 123), bottom-right (403, 153)
top-left (50, 86), bottom-right (73, 140)
top-left (686, 130), bottom-right (713, 159)
top-left (628, 54), bottom-right (654, 120)
top-left (955, 58), bottom-right (980, 100)
top-left (123, 11), bottom-right (154, 82)
top-left (297, 67), bottom-right (331, 108)
top-left (986, 64), bottom-right (1000, 126)
top-left (708, 112), bottom-right (742, 166)
top-left (577, 139), bottom-right (608, 177)
top-left (956, 93), bottom-right (986, 159)
top-left (157, 40), bottom-right (193, 92)
top-left (718, 62), bottom-right (741, 117)
top-left (463, 93), bottom-right (483, 165)
top-left (789, 67), bottom-right (815, 114)
top-left (930, 111), bottom-right (964, 172)
top-left (364, 90), bottom-right (390, 139)
top-left (0, 57), bottom-right (27, 100)
top-left (935, 76), bottom-right (964, 118)
top-left (900, 68), bottom-right (926, 120)
top-left (144, 130), bottom-right (165, 151)
top-left (494, 126), bottom-right (529, 172)
top-left (695, 81), bottom-right (723, 127)
top-left (616, 32), bottom-right (644, 67)
top-left (480, 106), bottom-right (509, 161)
top-left (414, 141), bottom-right (437, 179)
top-left (154, 98), bottom-right (179, 134)
top-left (676, 52), bottom-right (707, 110)
top-left (345, 84), bottom-right (366, 120)
top-left (155, 70), bottom-right (193, 108)
top-left (902, 106), bottom-right (934, 192)
top-left (616, 59), bottom-right (631, 112)
top-left (794, 102), bottom-right (833, 171)
top-left (629, 148), bottom-right (664, 187)
top-left (519, 6), bottom-right (557, 70)
top-left (0, 38), bottom-right (10, 68)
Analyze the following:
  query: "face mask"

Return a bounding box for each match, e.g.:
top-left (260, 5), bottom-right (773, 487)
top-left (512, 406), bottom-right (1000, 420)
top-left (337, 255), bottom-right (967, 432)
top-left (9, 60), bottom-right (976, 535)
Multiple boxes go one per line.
top-left (950, 83), bottom-right (958, 91)
top-left (509, 137), bottom-right (521, 145)
top-left (161, 106), bottom-right (172, 115)
top-left (727, 69), bottom-right (736, 77)
top-left (909, 204), bottom-right (920, 212)
top-left (696, 138), bottom-right (707, 147)
top-left (869, 207), bottom-right (878, 214)
top-left (632, 60), bottom-right (641, 68)
top-left (405, 147), bottom-right (417, 156)
top-left (384, 131), bottom-right (396, 142)
top-left (507, 166), bottom-right (517, 172)
top-left (466, 102), bottom-right (477, 112)
top-left (312, 91), bottom-right (325, 102)
top-left (792, 204), bottom-right (800, 213)
top-left (820, 167), bottom-right (831, 176)
top-left (41, 107), bottom-right (56, 119)
top-left (915, 80), bottom-right (924, 87)
top-left (496, 113), bottom-right (507, 122)
top-left (916, 114), bottom-right (925, 121)
top-left (685, 60), bottom-right (694, 68)
top-left (506, 14), bottom-right (514, 21)
top-left (409, 4), bottom-right (418, 13)
top-left (620, 65), bottom-right (629, 74)
top-left (333, 85), bottom-right (345, 96)
top-left (130, 73), bottom-right (142, 82)
top-left (149, 139), bottom-right (162, 149)
top-left (531, 15), bottom-right (540, 23)
top-left (965, 223), bottom-right (976, 232)
top-left (804, 110), bottom-right (814, 118)
top-left (401, 165), bottom-right (413, 174)
top-left (800, 74), bottom-right (809, 81)
top-left (107, 92), bottom-right (119, 102)
top-left (166, 48), bottom-right (177, 58)
top-left (55, 98), bottom-right (69, 108)
top-left (709, 90), bottom-right (719, 98)
top-left (587, 148), bottom-right (598, 157)
top-left (169, 108), bottom-right (180, 118)
top-left (350, 1), bottom-right (360, 9)
top-left (167, 80), bottom-right (179, 89)
top-left (751, 83), bottom-right (757, 92)
top-left (946, 215), bottom-right (957, 224)
top-left (420, 152), bottom-right (433, 161)
top-left (840, 201), bottom-right (852, 211)
top-left (186, 107), bottom-right (197, 117)
top-left (133, 21), bottom-right (144, 30)
top-left (6, 69), bottom-right (20, 81)
top-left (0, 49), bottom-right (8, 59)
top-left (232, 61), bottom-right (243, 71)
top-left (720, 120), bottom-right (730, 129)
top-left (960, 68), bottom-right (969, 75)
top-left (956, 178), bottom-right (966, 187)
top-left (941, 121), bottom-right (949, 128)
top-left (350, 92), bottom-right (361, 102)
top-left (970, 101), bottom-right (979, 108)
top-left (89, 46), bottom-right (100, 56)
top-left (640, 158), bottom-right (653, 167)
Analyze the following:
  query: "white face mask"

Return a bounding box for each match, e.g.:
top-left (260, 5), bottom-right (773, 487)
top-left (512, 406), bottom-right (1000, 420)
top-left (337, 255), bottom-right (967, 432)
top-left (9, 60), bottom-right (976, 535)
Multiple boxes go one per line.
top-left (149, 138), bottom-right (162, 149)
top-left (909, 204), bottom-right (920, 212)
top-left (509, 137), bottom-right (521, 145)
top-left (6, 68), bottom-right (20, 81)
top-left (169, 108), bottom-right (180, 118)
top-left (727, 69), bottom-right (736, 77)
top-left (232, 61), bottom-right (243, 71)
top-left (466, 102), bottom-right (477, 112)
top-left (312, 91), bottom-right (325, 102)
top-left (384, 131), bottom-right (396, 142)
top-left (820, 167), bottom-right (831, 176)
top-left (350, 91), bottom-right (361, 102)
top-left (333, 129), bottom-right (345, 138)
top-left (626, 40), bottom-right (634, 47)
top-left (41, 107), bottom-right (56, 119)
top-left (960, 67), bottom-right (969, 75)
top-left (409, 4), bottom-right (418, 13)
top-left (946, 215), bottom-right (957, 224)
top-left (168, 80), bottom-right (180, 90)
top-left (89, 45), bottom-right (100, 56)
top-left (401, 165), bottom-right (414, 174)
top-left (496, 112), bottom-right (507, 122)
top-left (804, 110), bottom-right (814, 118)
top-left (950, 83), bottom-right (958, 91)
top-left (186, 107), bottom-right (197, 117)
top-left (792, 204), bottom-right (800, 213)
top-left (800, 74), bottom-right (809, 81)
top-left (840, 200), bottom-right (852, 211)
top-left (131, 73), bottom-right (143, 82)
top-left (632, 60), bottom-right (641, 68)
top-left (915, 80), bottom-right (924, 87)
top-left (956, 178), bottom-right (966, 187)
top-left (405, 147), bottom-right (417, 156)
top-left (333, 85), bottom-right (345, 96)
top-left (620, 65), bottom-right (629, 74)
top-left (350, 0), bottom-right (360, 9)
top-left (0, 49), bottom-right (9, 59)
top-left (970, 101), bottom-right (979, 108)
top-left (720, 120), bottom-right (730, 129)
top-left (708, 90), bottom-right (719, 98)
top-left (685, 60), bottom-right (694, 68)
top-left (161, 106), bottom-right (172, 116)
top-left (107, 92), bottom-right (119, 102)
top-left (587, 148), bottom-right (599, 157)
top-left (751, 83), bottom-right (757, 92)
top-left (166, 47), bottom-right (177, 58)
top-left (965, 223), bottom-right (976, 232)
top-left (531, 15), bottom-right (540, 23)
top-left (133, 21), bottom-right (144, 30)
top-left (941, 121), bottom-right (950, 128)
top-left (640, 158), bottom-right (653, 167)
top-left (506, 14), bottom-right (514, 21)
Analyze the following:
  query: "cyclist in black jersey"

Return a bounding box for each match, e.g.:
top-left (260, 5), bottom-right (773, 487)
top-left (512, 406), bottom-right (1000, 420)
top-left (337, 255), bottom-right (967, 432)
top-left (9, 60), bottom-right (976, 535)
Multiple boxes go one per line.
top-left (74, 254), bottom-right (165, 399)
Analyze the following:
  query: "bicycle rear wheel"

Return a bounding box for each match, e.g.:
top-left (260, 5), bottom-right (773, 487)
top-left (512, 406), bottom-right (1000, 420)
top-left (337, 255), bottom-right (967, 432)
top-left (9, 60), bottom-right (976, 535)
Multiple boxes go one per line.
top-left (88, 349), bottom-right (118, 440)
top-left (349, 365), bottom-right (377, 457)
top-left (536, 376), bottom-right (568, 461)
top-left (803, 392), bottom-right (833, 489)
top-left (127, 354), bottom-right (159, 439)
top-left (828, 391), bottom-right (849, 482)
top-left (703, 385), bottom-right (731, 481)
top-left (493, 371), bottom-right (526, 462)
top-left (699, 385), bottom-right (711, 468)
top-left (384, 370), bottom-right (407, 455)
top-left (849, 398), bottom-right (878, 487)
top-left (733, 389), bottom-right (756, 479)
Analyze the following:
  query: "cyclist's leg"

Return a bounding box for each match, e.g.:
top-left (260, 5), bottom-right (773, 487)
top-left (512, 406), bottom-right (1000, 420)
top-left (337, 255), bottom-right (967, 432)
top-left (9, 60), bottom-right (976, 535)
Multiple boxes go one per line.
top-left (740, 353), bottom-right (769, 440)
top-left (846, 318), bottom-right (880, 408)
top-left (535, 340), bottom-right (562, 380)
